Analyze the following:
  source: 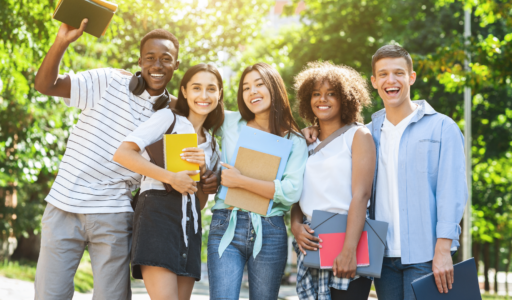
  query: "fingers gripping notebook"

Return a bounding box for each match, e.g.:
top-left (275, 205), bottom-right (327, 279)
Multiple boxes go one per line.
top-left (224, 147), bottom-right (281, 216)
top-left (164, 134), bottom-right (200, 182)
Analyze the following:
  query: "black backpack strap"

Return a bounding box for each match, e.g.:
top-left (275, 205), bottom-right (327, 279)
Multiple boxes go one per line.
top-left (165, 109), bottom-right (178, 134)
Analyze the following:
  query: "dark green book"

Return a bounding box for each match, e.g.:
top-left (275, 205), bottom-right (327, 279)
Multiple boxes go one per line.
top-left (53, 0), bottom-right (116, 38)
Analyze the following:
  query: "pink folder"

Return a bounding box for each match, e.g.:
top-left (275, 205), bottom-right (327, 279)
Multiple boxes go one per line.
top-left (318, 231), bottom-right (370, 269)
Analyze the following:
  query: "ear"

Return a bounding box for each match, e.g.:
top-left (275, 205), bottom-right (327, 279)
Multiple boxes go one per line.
top-left (138, 57), bottom-right (142, 68)
top-left (181, 85), bottom-right (187, 99)
top-left (370, 75), bottom-right (378, 89)
top-left (175, 60), bottom-right (180, 71)
top-left (219, 88), bottom-right (223, 100)
top-left (409, 71), bottom-right (417, 86)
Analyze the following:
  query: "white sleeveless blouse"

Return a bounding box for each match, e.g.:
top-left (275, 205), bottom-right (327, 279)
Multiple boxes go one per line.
top-left (299, 126), bottom-right (365, 220)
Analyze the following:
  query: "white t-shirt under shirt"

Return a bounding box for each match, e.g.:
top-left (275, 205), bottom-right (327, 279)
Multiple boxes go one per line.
top-left (299, 126), bottom-right (367, 220)
top-left (46, 68), bottom-right (163, 214)
top-left (376, 107), bottom-right (419, 257)
top-left (124, 108), bottom-right (215, 194)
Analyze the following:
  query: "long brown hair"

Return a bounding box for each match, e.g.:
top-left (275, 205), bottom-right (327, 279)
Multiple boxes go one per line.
top-left (237, 63), bottom-right (302, 138)
top-left (175, 63), bottom-right (225, 152)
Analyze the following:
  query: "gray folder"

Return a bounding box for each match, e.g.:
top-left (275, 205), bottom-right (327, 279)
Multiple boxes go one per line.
top-left (303, 210), bottom-right (389, 278)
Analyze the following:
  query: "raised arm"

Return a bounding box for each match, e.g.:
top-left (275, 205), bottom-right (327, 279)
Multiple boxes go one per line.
top-left (34, 20), bottom-right (88, 97)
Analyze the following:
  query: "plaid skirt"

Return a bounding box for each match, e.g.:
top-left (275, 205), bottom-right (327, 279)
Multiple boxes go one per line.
top-left (293, 219), bottom-right (370, 300)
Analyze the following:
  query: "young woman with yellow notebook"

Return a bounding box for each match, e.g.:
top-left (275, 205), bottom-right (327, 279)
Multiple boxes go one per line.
top-left (113, 63), bottom-right (224, 300)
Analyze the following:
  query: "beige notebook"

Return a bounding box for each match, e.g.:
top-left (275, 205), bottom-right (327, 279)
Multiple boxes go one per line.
top-left (224, 147), bottom-right (281, 216)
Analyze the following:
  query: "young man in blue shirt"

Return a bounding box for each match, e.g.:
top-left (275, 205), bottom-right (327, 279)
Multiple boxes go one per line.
top-left (304, 45), bottom-right (468, 299)
top-left (368, 44), bottom-right (468, 299)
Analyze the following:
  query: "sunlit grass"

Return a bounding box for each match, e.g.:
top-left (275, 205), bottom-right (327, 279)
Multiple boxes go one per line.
top-left (0, 250), bottom-right (95, 293)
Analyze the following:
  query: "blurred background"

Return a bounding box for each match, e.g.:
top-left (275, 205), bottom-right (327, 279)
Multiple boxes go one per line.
top-left (0, 0), bottom-right (511, 298)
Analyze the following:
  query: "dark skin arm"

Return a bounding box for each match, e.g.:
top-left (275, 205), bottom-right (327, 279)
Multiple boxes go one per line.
top-left (34, 19), bottom-right (88, 97)
top-left (290, 203), bottom-right (321, 255)
top-left (332, 128), bottom-right (376, 278)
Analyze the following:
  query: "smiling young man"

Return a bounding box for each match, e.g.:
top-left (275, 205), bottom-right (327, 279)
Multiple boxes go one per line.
top-left (32, 20), bottom-right (182, 299)
top-left (368, 45), bottom-right (468, 300)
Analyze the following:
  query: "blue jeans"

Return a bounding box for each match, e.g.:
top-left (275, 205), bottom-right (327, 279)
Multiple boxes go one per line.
top-left (374, 258), bottom-right (433, 300)
top-left (207, 209), bottom-right (288, 300)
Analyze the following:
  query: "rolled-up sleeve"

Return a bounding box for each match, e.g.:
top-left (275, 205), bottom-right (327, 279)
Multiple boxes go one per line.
top-left (123, 108), bottom-right (176, 152)
top-left (436, 121), bottom-right (468, 241)
top-left (272, 134), bottom-right (308, 206)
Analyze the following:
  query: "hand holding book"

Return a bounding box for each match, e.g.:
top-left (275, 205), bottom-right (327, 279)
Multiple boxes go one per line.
top-left (57, 18), bottom-right (88, 44)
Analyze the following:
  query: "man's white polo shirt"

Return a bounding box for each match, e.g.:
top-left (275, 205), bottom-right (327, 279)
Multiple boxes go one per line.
top-left (45, 68), bottom-right (162, 214)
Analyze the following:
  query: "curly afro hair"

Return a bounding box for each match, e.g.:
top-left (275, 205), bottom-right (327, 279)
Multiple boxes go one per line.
top-left (294, 61), bottom-right (372, 126)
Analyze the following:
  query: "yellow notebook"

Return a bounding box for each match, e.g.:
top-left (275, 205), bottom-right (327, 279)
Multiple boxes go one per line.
top-left (164, 134), bottom-right (200, 182)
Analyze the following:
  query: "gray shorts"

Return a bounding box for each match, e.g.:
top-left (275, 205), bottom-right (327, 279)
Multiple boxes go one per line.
top-left (34, 203), bottom-right (133, 300)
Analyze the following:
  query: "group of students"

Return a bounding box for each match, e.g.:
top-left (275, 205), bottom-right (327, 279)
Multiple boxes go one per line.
top-left (32, 20), bottom-right (468, 300)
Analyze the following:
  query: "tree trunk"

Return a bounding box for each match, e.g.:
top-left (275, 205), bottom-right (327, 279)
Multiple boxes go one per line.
top-left (484, 242), bottom-right (491, 292)
top-left (495, 239), bottom-right (500, 294)
top-left (473, 241), bottom-right (481, 274)
top-left (11, 231), bottom-right (41, 262)
top-left (505, 240), bottom-right (512, 298)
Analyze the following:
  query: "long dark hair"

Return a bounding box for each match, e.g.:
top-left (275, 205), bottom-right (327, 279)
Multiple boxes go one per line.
top-left (175, 63), bottom-right (225, 152)
top-left (237, 63), bottom-right (302, 138)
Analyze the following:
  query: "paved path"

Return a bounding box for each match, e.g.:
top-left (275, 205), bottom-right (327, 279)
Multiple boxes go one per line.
top-left (0, 276), bottom-right (378, 300)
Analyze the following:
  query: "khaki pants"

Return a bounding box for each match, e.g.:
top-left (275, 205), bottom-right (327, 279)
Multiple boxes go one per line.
top-left (35, 203), bottom-right (133, 300)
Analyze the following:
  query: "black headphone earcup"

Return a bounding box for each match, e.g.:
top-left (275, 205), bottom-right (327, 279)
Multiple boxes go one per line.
top-left (129, 71), bottom-right (146, 96)
top-left (152, 91), bottom-right (170, 111)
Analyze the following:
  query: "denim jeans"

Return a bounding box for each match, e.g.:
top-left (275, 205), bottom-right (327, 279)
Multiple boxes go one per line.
top-left (374, 257), bottom-right (433, 300)
top-left (207, 209), bottom-right (288, 300)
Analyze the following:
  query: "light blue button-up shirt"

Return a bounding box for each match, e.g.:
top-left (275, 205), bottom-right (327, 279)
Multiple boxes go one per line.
top-left (367, 100), bottom-right (468, 264)
top-left (213, 110), bottom-right (308, 258)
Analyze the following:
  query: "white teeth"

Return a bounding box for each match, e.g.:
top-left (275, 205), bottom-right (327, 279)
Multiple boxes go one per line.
top-left (318, 106), bottom-right (330, 110)
top-left (251, 98), bottom-right (262, 103)
top-left (196, 102), bottom-right (210, 106)
top-left (150, 74), bottom-right (164, 77)
top-left (385, 87), bottom-right (400, 91)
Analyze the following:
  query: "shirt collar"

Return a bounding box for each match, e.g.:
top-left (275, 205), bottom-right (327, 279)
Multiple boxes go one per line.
top-left (137, 90), bottom-right (165, 104)
top-left (372, 100), bottom-right (437, 123)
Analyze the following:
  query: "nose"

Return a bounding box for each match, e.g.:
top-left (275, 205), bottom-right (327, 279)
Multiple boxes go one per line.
top-left (201, 88), bottom-right (208, 99)
top-left (387, 73), bottom-right (397, 83)
top-left (251, 85), bottom-right (258, 94)
top-left (154, 58), bottom-right (163, 69)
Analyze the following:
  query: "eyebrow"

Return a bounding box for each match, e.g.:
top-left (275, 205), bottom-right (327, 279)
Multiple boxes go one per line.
top-left (144, 51), bottom-right (172, 57)
top-left (191, 83), bottom-right (218, 87)
top-left (243, 77), bottom-right (263, 85)
top-left (377, 68), bottom-right (406, 73)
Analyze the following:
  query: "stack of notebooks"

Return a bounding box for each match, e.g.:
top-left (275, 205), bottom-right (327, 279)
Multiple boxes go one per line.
top-left (53, 0), bottom-right (118, 38)
top-left (218, 126), bottom-right (293, 216)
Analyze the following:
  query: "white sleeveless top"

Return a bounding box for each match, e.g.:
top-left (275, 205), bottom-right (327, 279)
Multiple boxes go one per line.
top-left (299, 126), bottom-right (365, 220)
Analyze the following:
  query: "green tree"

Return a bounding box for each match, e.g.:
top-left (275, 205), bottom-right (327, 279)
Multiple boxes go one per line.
top-left (0, 0), bottom-right (272, 260)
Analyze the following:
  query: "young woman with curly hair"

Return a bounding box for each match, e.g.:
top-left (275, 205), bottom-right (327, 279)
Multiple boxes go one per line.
top-left (290, 61), bottom-right (376, 300)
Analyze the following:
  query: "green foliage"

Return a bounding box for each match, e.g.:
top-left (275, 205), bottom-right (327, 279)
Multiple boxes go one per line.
top-left (0, 0), bottom-right (272, 243)
top-left (0, 250), bottom-right (94, 292)
top-left (2, 0), bottom-right (512, 280)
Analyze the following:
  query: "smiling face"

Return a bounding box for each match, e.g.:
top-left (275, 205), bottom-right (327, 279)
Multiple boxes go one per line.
top-left (311, 80), bottom-right (342, 124)
top-left (242, 70), bottom-right (272, 116)
top-left (371, 57), bottom-right (416, 109)
top-left (138, 38), bottom-right (180, 96)
top-left (181, 71), bottom-right (221, 118)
